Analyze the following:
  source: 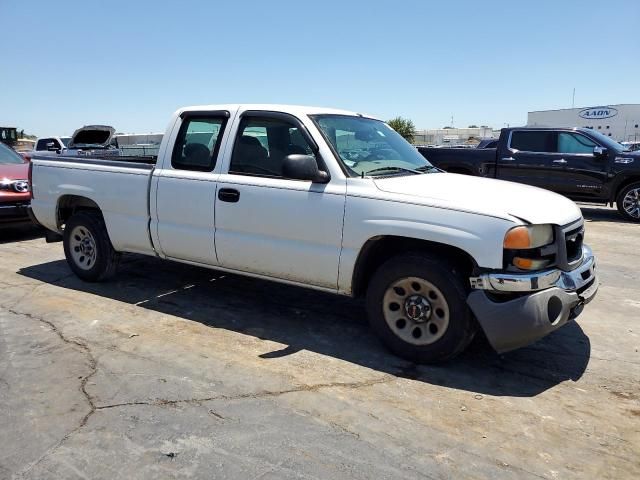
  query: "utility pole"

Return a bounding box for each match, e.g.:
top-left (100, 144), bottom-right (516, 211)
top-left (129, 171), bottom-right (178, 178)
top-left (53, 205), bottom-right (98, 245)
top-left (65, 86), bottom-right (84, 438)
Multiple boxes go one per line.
top-left (572, 88), bottom-right (576, 108)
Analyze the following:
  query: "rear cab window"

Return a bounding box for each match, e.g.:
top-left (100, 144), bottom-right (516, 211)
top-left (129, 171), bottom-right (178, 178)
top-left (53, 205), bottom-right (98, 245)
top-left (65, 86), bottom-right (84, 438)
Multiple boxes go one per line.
top-left (36, 138), bottom-right (59, 151)
top-left (171, 114), bottom-right (229, 171)
top-left (509, 131), bottom-right (554, 153)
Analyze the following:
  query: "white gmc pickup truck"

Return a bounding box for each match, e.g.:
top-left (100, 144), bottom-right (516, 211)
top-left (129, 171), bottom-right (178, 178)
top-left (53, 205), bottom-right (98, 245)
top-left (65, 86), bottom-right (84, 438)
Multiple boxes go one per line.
top-left (29, 104), bottom-right (598, 362)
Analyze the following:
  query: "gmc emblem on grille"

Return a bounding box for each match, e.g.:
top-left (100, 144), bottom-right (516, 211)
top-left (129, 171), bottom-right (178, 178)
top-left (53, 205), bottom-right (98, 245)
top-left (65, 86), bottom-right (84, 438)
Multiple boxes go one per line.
top-left (12, 181), bottom-right (29, 193)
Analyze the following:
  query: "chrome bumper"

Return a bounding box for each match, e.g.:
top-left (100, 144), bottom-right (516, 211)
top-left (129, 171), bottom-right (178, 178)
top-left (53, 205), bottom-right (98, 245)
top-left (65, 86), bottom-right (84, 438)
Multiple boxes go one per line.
top-left (470, 245), bottom-right (596, 293)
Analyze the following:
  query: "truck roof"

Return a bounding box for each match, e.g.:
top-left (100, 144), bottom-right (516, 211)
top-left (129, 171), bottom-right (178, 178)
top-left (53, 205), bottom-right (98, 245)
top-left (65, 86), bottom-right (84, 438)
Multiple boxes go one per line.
top-left (176, 104), bottom-right (376, 119)
top-left (510, 126), bottom-right (595, 133)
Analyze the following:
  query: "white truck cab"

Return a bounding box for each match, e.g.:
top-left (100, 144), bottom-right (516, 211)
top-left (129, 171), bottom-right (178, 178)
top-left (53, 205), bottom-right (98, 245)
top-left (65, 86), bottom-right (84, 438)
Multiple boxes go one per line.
top-left (29, 104), bottom-right (598, 362)
top-left (33, 136), bottom-right (71, 153)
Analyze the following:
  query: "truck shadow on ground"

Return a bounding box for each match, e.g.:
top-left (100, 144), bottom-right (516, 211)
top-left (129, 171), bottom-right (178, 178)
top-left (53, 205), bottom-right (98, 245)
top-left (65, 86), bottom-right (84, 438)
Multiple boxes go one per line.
top-left (19, 255), bottom-right (591, 398)
top-left (580, 206), bottom-right (632, 224)
top-left (0, 224), bottom-right (44, 244)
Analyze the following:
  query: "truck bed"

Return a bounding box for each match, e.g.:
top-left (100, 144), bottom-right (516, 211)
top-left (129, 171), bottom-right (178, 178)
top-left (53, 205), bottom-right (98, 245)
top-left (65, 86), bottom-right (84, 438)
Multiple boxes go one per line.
top-left (30, 154), bottom-right (156, 256)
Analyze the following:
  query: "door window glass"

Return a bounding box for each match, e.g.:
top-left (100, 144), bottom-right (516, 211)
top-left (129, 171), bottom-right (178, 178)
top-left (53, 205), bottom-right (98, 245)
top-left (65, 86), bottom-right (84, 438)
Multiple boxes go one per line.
top-left (230, 117), bottom-right (315, 178)
top-left (36, 138), bottom-right (51, 150)
top-left (510, 131), bottom-right (554, 152)
top-left (171, 117), bottom-right (226, 171)
top-left (557, 133), bottom-right (597, 154)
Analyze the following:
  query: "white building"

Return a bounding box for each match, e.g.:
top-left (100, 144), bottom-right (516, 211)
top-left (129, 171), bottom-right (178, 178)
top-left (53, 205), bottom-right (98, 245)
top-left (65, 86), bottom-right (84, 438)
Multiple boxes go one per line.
top-left (527, 104), bottom-right (640, 142)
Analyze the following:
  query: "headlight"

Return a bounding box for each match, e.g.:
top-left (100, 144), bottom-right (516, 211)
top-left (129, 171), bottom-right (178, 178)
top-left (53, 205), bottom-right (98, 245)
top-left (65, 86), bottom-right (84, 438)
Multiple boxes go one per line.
top-left (503, 225), bottom-right (555, 271)
top-left (504, 225), bottom-right (554, 250)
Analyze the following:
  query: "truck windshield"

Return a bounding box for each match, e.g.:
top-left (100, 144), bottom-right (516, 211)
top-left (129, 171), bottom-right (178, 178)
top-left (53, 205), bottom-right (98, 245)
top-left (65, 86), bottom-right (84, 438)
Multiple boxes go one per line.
top-left (311, 115), bottom-right (436, 177)
top-left (0, 142), bottom-right (25, 164)
top-left (585, 130), bottom-right (629, 152)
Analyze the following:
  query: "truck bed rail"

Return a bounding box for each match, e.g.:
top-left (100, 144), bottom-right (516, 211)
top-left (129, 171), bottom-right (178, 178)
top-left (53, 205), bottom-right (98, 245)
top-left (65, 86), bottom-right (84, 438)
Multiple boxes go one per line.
top-left (31, 154), bottom-right (156, 169)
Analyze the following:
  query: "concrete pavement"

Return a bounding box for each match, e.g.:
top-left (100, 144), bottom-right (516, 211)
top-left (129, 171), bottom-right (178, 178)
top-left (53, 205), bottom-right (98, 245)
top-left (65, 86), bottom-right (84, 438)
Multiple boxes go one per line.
top-left (0, 206), bottom-right (638, 479)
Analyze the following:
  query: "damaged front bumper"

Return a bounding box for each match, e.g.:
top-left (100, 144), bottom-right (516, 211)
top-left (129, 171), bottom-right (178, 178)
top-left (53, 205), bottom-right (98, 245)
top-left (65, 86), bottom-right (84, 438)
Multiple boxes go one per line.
top-left (467, 245), bottom-right (598, 353)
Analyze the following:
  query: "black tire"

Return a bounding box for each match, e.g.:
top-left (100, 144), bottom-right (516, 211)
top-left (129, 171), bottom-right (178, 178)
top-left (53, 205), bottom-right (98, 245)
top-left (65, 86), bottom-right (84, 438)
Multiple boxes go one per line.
top-left (366, 252), bottom-right (476, 363)
top-left (63, 211), bottom-right (120, 282)
top-left (616, 182), bottom-right (640, 222)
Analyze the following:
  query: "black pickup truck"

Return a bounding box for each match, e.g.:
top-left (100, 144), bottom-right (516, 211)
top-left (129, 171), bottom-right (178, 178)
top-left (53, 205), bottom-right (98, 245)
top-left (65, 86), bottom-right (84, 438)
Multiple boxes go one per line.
top-left (418, 127), bottom-right (640, 221)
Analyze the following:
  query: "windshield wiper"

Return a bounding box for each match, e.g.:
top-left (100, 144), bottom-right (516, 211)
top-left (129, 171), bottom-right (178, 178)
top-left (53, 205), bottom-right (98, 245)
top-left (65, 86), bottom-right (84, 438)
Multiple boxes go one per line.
top-left (415, 165), bottom-right (441, 172)
top-left (363, 166), bottom-right (423, 176)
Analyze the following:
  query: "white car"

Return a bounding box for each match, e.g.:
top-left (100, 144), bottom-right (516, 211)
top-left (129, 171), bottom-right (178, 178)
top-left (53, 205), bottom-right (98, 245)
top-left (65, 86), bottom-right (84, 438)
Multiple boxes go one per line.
top-left (28, 104), bottom-right (598, 362)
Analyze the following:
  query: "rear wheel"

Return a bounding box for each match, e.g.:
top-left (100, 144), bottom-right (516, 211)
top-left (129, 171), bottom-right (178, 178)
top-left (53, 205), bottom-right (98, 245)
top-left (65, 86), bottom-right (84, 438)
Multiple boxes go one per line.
top-left (63, 211), bottom-right (120, 282)
top-left (366, 253), bottom-right (476, 363)
top-left (616, 182), bottom-right (640, 222)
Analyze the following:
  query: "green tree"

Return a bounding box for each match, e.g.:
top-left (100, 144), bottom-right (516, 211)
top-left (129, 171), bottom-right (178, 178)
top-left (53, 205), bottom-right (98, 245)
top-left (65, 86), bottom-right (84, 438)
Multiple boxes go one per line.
top-left (387, 117), bottom-right (416, 143)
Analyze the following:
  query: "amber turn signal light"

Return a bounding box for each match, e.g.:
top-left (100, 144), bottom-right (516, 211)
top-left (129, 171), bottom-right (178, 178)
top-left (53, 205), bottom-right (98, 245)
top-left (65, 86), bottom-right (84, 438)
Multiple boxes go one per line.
top-left (504, 226), bottom-right (531, 249)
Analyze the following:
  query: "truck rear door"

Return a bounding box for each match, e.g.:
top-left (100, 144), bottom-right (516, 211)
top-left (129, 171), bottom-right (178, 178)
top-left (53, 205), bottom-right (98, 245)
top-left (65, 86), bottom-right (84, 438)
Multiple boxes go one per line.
top-left (498, 130), bottom-right (563, 191)
top-left (151, 110), bottom-right (232, 265)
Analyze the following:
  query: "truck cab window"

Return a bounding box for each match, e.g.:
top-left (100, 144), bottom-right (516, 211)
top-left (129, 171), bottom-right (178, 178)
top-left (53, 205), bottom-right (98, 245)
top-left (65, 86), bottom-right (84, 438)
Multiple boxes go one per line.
top-left (36, 138), bottom-right (52, 150)
top-left (171, 117), bottom-right (226, 171)
top-left (229, 117), bottom-right (315, 178)
top-left (509, 131), bottom-right (554, 153)
top-left (557, 133), bottom-right (597, 154)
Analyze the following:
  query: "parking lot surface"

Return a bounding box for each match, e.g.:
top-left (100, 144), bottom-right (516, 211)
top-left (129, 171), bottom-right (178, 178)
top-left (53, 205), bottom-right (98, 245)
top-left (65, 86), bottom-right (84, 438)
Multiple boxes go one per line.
top-left (0, 205), bottom-right (638, 479)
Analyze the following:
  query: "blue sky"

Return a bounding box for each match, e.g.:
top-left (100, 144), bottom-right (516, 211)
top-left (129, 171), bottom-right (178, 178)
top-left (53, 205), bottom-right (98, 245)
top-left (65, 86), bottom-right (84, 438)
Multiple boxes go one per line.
top-left (1, 0), bottom-right (638, 136)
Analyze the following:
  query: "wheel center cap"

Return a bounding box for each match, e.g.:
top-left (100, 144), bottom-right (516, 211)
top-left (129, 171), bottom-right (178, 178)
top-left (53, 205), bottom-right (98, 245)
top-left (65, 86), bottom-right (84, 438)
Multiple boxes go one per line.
top-left (404, 295), bottom-right (431, 322)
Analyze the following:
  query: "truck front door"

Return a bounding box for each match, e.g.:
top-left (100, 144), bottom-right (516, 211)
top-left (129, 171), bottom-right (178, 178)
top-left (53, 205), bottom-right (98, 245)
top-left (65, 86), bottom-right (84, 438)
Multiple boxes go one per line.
top-left (214, 111), bottom-right (345, 289)
top-left (550, 131), bottom-right (607, 199)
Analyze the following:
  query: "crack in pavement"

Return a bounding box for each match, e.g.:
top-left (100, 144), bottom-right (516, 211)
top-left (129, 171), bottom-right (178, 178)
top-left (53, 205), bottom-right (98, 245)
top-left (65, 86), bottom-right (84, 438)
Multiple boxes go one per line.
top-left (93, 376), bottom-right (395, 411)
top-left (2, 302), bottom-right (395, 478)
top-left (4, 307), bottom-right (98, 479)
top-left (1, 271), bottom-right (77, 315)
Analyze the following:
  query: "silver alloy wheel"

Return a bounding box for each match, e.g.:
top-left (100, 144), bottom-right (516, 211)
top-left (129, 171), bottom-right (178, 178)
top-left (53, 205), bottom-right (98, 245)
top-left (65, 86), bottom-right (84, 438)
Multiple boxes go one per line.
top-left (69, 225), bottom-right (97, 270)
top-left (622, 187), bottom-right (640, 219)
top-left (382, 276), bottom-right (450, 346)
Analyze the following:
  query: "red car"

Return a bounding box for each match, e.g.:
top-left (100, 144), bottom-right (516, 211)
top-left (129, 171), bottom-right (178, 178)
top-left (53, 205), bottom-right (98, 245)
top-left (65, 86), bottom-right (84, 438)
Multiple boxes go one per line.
top-left (0, 142), bottom-right (31, 225)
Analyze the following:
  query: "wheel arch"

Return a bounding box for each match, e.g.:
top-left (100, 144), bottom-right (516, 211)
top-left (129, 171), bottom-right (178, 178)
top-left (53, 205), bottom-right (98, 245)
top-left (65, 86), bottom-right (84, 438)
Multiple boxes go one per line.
top-left (612, 175), bottom-right (640, 203)
top-left (56, 194), bottom-right (103, 228)
top-left (351, 235), bottom-right (479, 298)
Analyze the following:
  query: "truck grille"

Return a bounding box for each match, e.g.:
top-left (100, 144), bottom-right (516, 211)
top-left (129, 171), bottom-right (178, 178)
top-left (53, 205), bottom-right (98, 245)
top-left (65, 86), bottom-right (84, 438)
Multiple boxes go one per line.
top-left (564, 225), bottom-right (584, 264)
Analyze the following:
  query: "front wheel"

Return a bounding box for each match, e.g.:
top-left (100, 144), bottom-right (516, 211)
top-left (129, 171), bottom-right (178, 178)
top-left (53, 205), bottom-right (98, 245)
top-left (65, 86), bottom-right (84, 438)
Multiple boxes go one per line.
top-left (366, 253), bottom-right (476, 363)
top-left (63, 211), bottom-right (120, 282)
top-left (616, 182), bottom-right (640, 222)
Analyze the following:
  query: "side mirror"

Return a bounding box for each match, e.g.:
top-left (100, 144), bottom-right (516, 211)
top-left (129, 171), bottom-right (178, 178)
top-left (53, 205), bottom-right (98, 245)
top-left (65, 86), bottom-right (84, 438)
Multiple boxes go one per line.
top-left (282, 154), bottom-right (329, 183)
top-left (593, 146), bottom-right (607, 157)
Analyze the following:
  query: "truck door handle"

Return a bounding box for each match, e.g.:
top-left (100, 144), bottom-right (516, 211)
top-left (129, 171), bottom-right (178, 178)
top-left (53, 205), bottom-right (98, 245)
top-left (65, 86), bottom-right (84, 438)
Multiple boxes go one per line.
top-left (218, 188), bottom-right (240, 203)
top-left (553, 159), bottom-right (567, 164)
top-left (501, 157), bottom-right (515, 161)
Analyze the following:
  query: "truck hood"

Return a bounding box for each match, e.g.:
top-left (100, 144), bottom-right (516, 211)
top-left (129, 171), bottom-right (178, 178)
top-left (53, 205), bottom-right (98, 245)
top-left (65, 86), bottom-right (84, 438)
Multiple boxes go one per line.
top-left (68, 125), bottom-right (115, 149)
top-left (614, 150), bottom-right (640, 163)
top-left (373, 172), bottom-right (582, 225)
